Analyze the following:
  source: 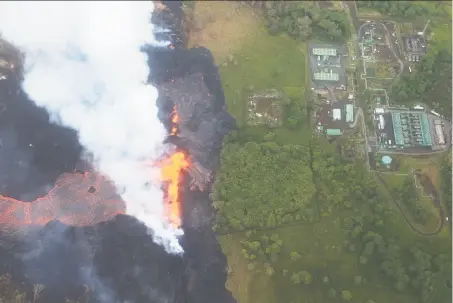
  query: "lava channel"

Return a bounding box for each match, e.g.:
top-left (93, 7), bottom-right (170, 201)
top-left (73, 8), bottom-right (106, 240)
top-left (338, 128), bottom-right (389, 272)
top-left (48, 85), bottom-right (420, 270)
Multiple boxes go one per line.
top-left (0, 109), bottom-right (189, 229)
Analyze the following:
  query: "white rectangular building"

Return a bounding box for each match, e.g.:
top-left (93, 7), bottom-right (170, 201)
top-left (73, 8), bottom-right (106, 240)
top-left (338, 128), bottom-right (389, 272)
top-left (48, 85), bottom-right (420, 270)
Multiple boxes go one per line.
top-left (435, 125), bottom-right (445, 145)
top-left (333, 109), bottom-right (342, 121)
top-left (379, 115), bottom-right (385, 129)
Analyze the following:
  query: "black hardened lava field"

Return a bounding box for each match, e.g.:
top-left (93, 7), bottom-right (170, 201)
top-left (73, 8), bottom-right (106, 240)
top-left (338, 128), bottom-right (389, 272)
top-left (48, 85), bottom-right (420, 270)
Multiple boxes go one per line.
top-left (0, 2), bottom-right (236, 303)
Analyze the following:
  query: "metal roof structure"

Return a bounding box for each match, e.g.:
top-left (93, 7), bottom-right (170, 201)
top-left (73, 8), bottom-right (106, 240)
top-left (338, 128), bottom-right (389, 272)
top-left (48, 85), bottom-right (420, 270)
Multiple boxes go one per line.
top-left (345, 104), bottom-right (354, 123)
top-left (381, 155), bottom-right (392, 165)
top-left (333, 109), bottom-right (342, 121)
top-left (326, 129), bottom-right (342, 136)
top-left (390, 110), bottom-right (433, 147)
top-left (312, 48), bottom-right (337, 56)
top-left (313, 71), bottom-right (339, 81)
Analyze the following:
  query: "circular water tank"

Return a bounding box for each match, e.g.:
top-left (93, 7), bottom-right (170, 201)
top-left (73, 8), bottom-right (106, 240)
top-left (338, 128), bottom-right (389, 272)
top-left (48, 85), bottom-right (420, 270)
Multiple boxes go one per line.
top-left (381, 155), bottom-right (392, 165)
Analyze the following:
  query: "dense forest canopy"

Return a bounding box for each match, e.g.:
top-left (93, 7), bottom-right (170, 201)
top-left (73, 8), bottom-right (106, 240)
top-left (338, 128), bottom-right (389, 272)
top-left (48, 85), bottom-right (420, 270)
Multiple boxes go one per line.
top-left (356, 1), bottom-right (451, 20)
top-left (263, 1), bottom-right (351, 41)
top-left (212, 141), bottom-right (315, 232)
top-left (391, 49), bottom-right (452, 119)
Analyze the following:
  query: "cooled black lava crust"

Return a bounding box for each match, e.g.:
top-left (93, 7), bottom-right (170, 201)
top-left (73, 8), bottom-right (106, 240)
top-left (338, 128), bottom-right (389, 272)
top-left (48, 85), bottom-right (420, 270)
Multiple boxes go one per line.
top-left (0, 2), bottom-right (236, 303)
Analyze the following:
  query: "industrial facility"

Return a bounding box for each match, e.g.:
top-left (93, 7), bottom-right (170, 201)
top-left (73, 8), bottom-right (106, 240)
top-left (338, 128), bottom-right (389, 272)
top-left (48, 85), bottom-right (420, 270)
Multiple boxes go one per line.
top-left (402, 34), bottom-right (427, 62)
top-left (308, 43), bottom-right (348, 91)
top-left (390, 110), bottom-right (432, 147)
top-left (372, 106), bottom-right (452, 152)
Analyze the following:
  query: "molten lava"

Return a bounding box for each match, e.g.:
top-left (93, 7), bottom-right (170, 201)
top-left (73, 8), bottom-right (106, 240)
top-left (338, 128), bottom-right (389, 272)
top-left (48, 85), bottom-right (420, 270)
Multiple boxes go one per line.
top-left (170, 106), bottom-right (179, 136)
top-left (0, 107), bottom-right (189, 230)
top-left (0, 172), bottom-right (125, 227)
top-left (159, 152), bottom-right (189, 227)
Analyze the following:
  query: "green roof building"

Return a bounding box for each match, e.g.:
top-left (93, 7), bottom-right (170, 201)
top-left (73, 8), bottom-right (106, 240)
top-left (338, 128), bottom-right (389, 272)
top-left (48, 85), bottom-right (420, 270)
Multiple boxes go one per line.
top-left (390, 110), bottom-right (433, 147)
top-left (326, 129), bottom-right (342, 136)
top-left (345, 104), bottom-right (354, 123)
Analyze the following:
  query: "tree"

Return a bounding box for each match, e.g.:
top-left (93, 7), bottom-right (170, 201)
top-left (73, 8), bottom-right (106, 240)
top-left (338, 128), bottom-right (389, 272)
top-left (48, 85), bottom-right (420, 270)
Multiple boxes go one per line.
top-left (340, 290), bottom-right (352, 301)
top-left (266, 266), bottom-right (275, 277)
top-left (354, 276), bottom-right (363, 285)
top-left (33, 284), bottom-right (45, 302)
top-left (267, 213), bottom-right (277, 227)
top-left (359, 255), bottom-right (368, 264)
top-left (291, 273), bottom-right (301, 284)
top-left (300, 271), bottom-right (313, 285)
top-left (363, 241), bottom-right (375, 256)
top-left (290, 252), bottom-right (301, 261)
top-left (327, 288), bottom-right (337, 299)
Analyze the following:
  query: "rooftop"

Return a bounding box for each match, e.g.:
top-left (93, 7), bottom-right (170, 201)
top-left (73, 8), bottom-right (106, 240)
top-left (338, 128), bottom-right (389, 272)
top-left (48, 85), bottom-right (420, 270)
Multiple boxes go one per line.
top-left (313, 71), bottom-right (339, 81)
top-left (312, 48), bottom-right (337, 56)
top-left (345, 104), bottom-right (354, 123)
top-left (326, 128), bottom-right (342, 136)
top-left (381, 155), bottom-right (392, 165)
top-left (333, 109), bottom-right (342, 121)
top-left (390, 110), bottom-right (432, 146)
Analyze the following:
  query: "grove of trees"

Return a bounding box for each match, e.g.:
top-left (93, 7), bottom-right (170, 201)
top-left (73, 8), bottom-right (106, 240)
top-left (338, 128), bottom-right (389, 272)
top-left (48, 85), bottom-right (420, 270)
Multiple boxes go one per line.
top-left (263, 1), bottom-right (350, 41)
top-left (393, 175), bottom-right (431, 224)
top-left (391, 49), bottom-right (452, 119)
top-left (356, 1), bottom-right (450, 20)
top-left (282, 87), bottom-right (307, 129)
top-left (212, 141), bottom-right (316, 233)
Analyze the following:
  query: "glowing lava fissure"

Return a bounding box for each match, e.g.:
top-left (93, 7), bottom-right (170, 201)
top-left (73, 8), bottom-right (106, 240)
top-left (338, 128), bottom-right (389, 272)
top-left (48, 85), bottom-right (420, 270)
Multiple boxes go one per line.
top-left (170, 106), bottom-right (179, 136)
top-left (159, 106), bottom-right (189, 228)
top-left (0, 106), bottom-right (188, 229)
top-left (159, 151), bottom-right (189, 228)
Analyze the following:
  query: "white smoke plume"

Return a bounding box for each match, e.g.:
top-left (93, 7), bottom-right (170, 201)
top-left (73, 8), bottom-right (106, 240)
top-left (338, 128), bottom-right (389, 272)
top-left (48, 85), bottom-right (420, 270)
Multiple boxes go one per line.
top-left (0, 1), bottom-right (184, 254)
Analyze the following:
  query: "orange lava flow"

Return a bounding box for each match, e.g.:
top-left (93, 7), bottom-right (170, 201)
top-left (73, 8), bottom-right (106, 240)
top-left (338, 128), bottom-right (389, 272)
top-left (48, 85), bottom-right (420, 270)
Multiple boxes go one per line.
top-left (159, 152), bottom-right (189, 227)
top-left (170, 106), bottom-right (179, 136)
top-left (0, 106), bottom-right (189, 229)
top-left (0, 172), bottom-right (125, 228)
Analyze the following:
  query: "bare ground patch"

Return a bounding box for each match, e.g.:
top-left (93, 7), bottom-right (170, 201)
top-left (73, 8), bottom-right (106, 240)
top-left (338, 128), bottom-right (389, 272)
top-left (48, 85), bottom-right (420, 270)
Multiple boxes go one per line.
top-left (187, 1), bottom-right (262, 63)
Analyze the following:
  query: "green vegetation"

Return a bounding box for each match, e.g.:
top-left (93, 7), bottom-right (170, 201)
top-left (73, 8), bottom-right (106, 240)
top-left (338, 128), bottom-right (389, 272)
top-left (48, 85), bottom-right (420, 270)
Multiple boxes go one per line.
top-left (391, 49), bottom-right (452, 119)
top-left (0, 274), bottom-right (26, 303)
top-left (282, 87), bottom-right (307, 129)
top-left (212, 141), bottom-right (315, 233)
top-left (210, 2), bottom-right (452, 303)
top-left (218, 30), bottom-right (306, 127)
top-left (440, 151), bottom-right (452, 215)
top-left (263, 1), bottom-right (351, 41)
top-left (218, 139), bottom-right (451, 303)
top-left (392, 175), bottom-right (432, 224)
top-left (356, 1), bottom-right (450, 20)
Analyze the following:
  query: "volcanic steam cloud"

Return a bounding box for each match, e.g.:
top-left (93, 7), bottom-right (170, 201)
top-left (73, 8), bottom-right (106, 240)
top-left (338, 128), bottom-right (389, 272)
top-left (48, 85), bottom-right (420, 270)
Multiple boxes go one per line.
top-left (0, 2), bottom-right (185, 254)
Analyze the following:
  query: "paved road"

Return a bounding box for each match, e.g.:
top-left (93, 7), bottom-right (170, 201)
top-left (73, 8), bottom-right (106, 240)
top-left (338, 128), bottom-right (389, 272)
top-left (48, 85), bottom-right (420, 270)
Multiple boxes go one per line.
top-left (343, 1), bottom-right (360, 34)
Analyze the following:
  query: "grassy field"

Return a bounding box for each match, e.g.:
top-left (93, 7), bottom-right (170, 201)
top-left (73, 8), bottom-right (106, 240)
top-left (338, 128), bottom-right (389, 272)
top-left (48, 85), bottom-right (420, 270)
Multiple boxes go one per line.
top-left (187, 2), bottom-right (262, 63)
top-left (190, 2), bottom-right (309, 145)
top-left (218, 196), bottom-right (434, 303)
top-left (218, 31), bottom-right (307, 125)
top-left (380, 173), bottom-right (441, 233)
